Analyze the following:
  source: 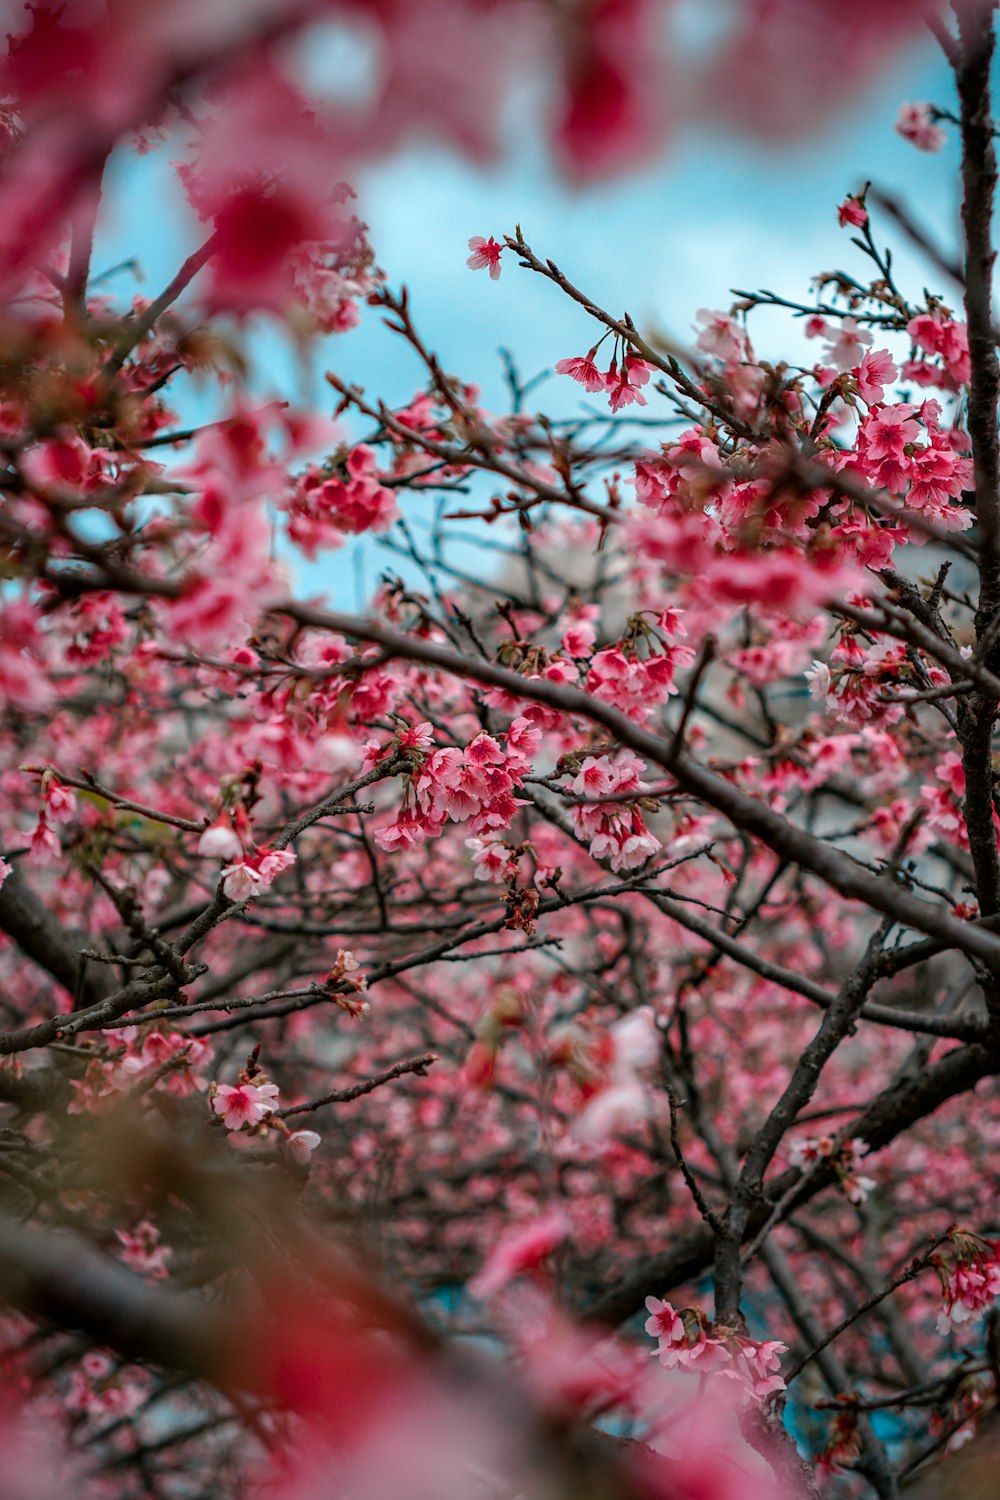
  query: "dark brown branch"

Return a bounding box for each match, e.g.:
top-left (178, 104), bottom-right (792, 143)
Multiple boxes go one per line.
top-left (783, 1230), bottom-right (952, 1387)
top-left (276, 602), bottom-right (1000, 971)
top-left (0, 861), bottom-right (115, 1010)
top-left (274, 1052), bottom-right (438, 1118)
top-left (712, 924), bottom-right (890, 1323)
top-left (588, 1041), bottom-right (993, 1326)
top-left (0, 1212), bottom-right (232, 1384)
top-left (953, 9), bottom-right (1000, 990)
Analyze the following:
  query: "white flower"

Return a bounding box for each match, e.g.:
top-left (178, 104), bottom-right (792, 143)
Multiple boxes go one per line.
top-left (804, 660), bottom-right (831, 702)
top-left (197, 818), bottom-right (242, 860)
top-left (286, 1129), bottom-right (321, 1166)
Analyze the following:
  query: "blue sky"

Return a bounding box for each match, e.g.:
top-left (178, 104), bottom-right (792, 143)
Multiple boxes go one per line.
top-left (91, 22), bottom-right (963, 604)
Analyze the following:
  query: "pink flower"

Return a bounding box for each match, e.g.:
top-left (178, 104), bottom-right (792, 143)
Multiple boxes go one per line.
top-left (220, 860), bottom-right (263, 902)
top-left (0, 857), bottom-right (11, 890)
top-left (561, 621), bottom-right (596, 656)
top-left (554, 354), bottom-right (605, 392)
top-left (212, 1080), bottom-right (280, 1131)
top-left (855, 348), bottom-right (897, 404)
top-left (907, 312), bottom-right (971, 386)
top-left (936, 1241), bottom-right (1000, 1332)
top-left (465, 833), bottom-right (510, 882)
top-left (397, 721), bottom-right (434, 753)
top-left (469, 1209), bottom-right (570, 1299)
top-left (695, 309), bottom-right (748, 364)
top-left (858, 401), bottom-right (920, 461)
top-left (569, 756), bottom-right (615, 799)
top-left (506, 715), bottom-right (542, 764)
top-left (821, 316), bottom-right (871, 372)
top-left (220, 847), bottom-right (295, 900)
top-left (375, 815), bottom-right (428, 853)
top-left (29, 814), bottom-right (60, 864)
top-left (895, 101), bottom-right (946, 153)
top-left (624, 353), bottom-right (653, 387)
top-left (644, 1296), bottom-right (786, 1402)
top-left (116, 1221), bottom-right (169, 1279)
top-left (464, 732), bottom-right (503, 766)
top-left (256, 847), bottom-right (296, 884)
top-left (644, 1295), bottom-right (684, 1348)
top-left (466, 235), bottom-right (503, 280)
top-left (42, 777), bottom-right (76, 824)
top-left (837, 195), bottom-right (868, 229)
top-left (605, 355), bottom-right (654, 413)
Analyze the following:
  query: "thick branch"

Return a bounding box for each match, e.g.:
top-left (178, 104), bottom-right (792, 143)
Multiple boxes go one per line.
top-left (0, 862), bottom-right (115, 1010)
top-left (957, 6), bottom-right (1000, 610)
top-left (712, 925), bottom-right (889, 1322)
top-left (954, 8), bottom-right (1000, 956)
top-left (0, 1213), bottom-right (233, 1383)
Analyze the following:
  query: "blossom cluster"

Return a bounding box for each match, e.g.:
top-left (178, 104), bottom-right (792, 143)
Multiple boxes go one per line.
top-left (933, 1233), bottom-right (1000, 1334)
top-left (644, 1298), bottom-right (787, 1403)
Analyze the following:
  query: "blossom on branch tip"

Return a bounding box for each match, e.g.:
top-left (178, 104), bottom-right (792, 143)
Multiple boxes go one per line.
top-left (220, 861), bottom-right (260, 902)
top-left (895, 102), bottom-right (946, 153)
top-left (605, 356), bottom-right (654, 413)
top-left (788, 1133), bottom-right (875, 1204)
top-left (41, 775), bottom-right (75, 824)
top-left (554, 353), bottom-right (606, 392)
top-left (466, 235), bottom-right (503, 279)
top-left (29, 814), bottom-right (60, 864)
top-left (932, 1232), bottom-right (1000, 1333)
top-left (837, 195), bottom-right (868, 229)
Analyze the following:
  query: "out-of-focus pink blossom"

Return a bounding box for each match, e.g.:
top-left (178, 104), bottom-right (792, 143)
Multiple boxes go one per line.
top-left (286, 1129), bottom-right (322, 1166)
top-left (837, 195), bottom-right (868, 228)
top-left (469, 1209), bottom-right (570, 1299)
top-left (895, 101), bottom-right (946, 152)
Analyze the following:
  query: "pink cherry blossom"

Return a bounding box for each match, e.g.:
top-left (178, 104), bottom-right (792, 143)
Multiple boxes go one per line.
top-left (466, 235), bottom-right (504, 279)
top-left (212, 1080), bottom-right (280, 1131)
top-left (855, 348), bottom-right (897, 404)
top-left (28, 814), bottom-right (61, 864)
top-left (895, 101), bottom-right (946, 152)
top-left (554, 353), bottom-right (606, 392)
top-left (220, 860), bottom-right (263, 902)
top-left (837, 195), bottom-right (868, 228)
top-left (469, 1209), bottom-right (570, 1299)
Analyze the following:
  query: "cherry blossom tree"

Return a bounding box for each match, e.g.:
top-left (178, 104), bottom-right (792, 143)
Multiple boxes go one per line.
top-left (3, 2), bottom-right (1000, 1497)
